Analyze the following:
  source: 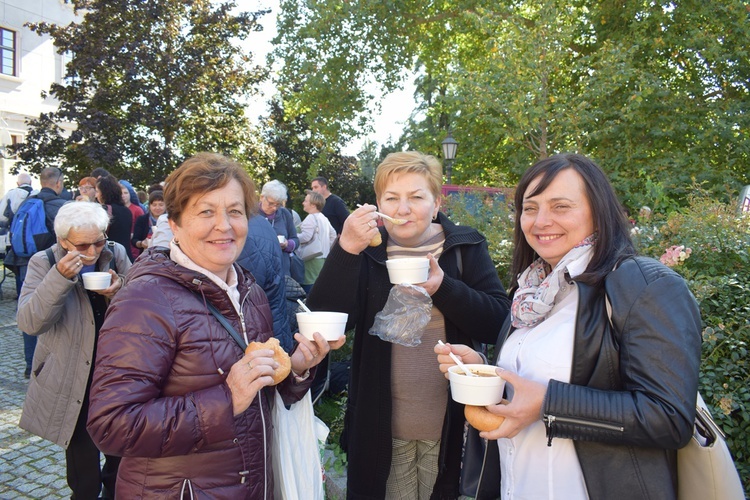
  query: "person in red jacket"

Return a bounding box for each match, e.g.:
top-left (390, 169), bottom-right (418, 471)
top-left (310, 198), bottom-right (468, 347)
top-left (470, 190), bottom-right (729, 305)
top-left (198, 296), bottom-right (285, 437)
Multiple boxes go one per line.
top-left (86, 153), bottom-right (344, 499)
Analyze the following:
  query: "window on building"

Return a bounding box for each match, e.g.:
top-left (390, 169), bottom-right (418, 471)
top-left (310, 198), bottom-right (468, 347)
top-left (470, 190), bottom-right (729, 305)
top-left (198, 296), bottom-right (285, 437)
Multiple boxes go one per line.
top-left (1, 28), bottom-right (16, 76)
top-left (60, 50), bottom-right (74, 82)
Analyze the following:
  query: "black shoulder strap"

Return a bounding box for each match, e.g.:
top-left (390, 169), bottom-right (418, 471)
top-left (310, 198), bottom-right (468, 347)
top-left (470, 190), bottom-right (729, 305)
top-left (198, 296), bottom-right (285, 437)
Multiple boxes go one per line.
top-left (204, 300), bottom-right (247, 351)
top-left (456, 246), bottom-right (463, 278)
top-left (20, 185), bottom-right (33, 194)
top-left (46, 247), bottom-right (56, 266)
top-left (107, 241), bottom-right (118, 273)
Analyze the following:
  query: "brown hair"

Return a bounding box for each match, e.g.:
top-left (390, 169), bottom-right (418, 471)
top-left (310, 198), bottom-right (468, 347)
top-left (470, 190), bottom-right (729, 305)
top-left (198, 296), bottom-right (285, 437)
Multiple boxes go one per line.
top-left (165, 153), bottom-right (257, 225)
top-left (148, 190), bottom-right (164, 205)
top-left (96, 175), bottom-right (123, 205)
top-left (509, 153), bottom-right (636, 291)
top-left (373, 151), bottom-right (442, 199)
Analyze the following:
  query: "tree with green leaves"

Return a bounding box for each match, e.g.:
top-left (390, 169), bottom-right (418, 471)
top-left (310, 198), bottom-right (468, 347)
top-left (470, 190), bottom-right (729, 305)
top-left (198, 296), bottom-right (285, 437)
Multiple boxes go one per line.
top-left (264, 97), bottom-right (376, 211)
top-left (13, 0), bottom-right (273, 185)
top-left (273, 0), bottom-right (750, 210)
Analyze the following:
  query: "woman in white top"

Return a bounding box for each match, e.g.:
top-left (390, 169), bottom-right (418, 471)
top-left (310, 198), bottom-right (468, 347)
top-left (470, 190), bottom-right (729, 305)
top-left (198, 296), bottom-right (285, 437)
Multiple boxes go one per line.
top-left (436, 153), bottom-right (701, 499)
top-left (297, 190), bottom-right (336, 293)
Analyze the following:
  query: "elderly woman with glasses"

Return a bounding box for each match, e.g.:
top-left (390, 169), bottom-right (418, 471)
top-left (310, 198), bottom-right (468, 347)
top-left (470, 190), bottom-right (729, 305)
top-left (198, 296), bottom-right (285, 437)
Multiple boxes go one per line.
top-left (18, 201), bottom-right (131, 499)
top-left (258, 179), bottom-right (301, 281)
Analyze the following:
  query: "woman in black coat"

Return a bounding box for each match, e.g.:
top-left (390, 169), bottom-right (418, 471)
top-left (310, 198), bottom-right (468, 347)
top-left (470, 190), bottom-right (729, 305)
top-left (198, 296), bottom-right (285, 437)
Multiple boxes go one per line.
top-left (96, 175), bottom-right (133, 262)
top-left (307, 152), bottom-right (510, 499)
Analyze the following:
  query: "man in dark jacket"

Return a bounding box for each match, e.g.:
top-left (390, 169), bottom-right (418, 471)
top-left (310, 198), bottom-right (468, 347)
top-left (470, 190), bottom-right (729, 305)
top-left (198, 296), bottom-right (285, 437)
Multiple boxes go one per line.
top-left (311, 176), bottom-right (349, 234)
top-left (5, 167), bottom-right (66, 378)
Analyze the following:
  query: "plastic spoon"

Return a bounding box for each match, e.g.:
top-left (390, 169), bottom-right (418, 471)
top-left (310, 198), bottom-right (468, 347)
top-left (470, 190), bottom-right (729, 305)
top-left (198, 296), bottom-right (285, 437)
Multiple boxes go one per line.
top-left (297, 299), bottom-right (312, 313)
top-left (356, 204), bottom-right (408, 225)
top-left (437, 340), bottom-right (478, 377)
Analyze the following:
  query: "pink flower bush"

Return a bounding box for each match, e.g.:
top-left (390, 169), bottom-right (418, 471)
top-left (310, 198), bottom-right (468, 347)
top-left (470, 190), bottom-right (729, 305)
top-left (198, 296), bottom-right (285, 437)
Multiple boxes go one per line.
top-left (659, 244), bottom-right (692, 267)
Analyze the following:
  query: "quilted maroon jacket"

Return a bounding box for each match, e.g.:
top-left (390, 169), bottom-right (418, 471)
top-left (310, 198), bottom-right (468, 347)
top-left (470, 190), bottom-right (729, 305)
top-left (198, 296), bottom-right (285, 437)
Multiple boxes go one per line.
top-left (87, 248), bottom-right (312, 499)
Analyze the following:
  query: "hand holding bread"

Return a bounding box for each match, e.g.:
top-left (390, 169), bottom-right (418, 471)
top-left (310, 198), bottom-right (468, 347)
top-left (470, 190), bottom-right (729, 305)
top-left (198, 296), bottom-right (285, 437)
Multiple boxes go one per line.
top-left (245, 337), bottom-right (291, 385)
top-left (338, 203), bottom-right (381, 254)
top-left (465, 404), bottom-right (506, 431)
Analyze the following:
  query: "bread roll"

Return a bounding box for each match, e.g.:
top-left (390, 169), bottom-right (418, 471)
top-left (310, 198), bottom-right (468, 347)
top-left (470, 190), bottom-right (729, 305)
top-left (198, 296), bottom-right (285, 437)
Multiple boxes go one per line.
top-left (464, 404), bottom-right (505, 432)
top-left (369, 231), bottom-right (382, 247)
top-left (245, 337), bottom-right (291, 385)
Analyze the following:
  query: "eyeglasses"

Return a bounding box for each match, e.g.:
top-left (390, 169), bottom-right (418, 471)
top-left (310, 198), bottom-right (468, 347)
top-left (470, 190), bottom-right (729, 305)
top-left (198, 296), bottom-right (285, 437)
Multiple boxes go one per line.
top-left (64, 234), bottom-right (108, 252)
top-left (263, 197), bottom-right (282, 209)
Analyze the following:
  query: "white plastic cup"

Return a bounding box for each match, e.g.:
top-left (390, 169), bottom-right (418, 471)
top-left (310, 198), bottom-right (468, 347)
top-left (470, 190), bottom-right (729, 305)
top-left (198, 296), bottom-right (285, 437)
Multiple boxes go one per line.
top-left (82, 272), bottom-right (112, 290)
top-left (448, 364), bottom-right (505, 406)
top-left (278, 235), bottom-right (287, 244)
top-left (385, 257), bottom-right (429, 284)
top-left (296, 311), bottom-right (348, 341)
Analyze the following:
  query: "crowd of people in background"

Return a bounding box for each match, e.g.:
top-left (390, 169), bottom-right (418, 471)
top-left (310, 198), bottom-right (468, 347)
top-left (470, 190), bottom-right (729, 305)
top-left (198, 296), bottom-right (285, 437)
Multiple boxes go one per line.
top-left (0, 150), bottom-right (704, 499)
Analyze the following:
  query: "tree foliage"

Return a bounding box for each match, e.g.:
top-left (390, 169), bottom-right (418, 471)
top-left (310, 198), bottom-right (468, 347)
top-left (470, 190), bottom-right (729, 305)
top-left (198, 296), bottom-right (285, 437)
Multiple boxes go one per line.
top-left (13, 0), bottom-right (273, 185)
top-left (273, 0), bottom-right (750, 209)
top-left (263, 98), bottom-right (375, 212)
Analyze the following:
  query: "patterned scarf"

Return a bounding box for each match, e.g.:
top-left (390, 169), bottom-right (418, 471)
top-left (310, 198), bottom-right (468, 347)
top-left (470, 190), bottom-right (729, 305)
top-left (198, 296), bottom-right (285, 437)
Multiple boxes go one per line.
top-left (511, 234), bottom-right (597, 328)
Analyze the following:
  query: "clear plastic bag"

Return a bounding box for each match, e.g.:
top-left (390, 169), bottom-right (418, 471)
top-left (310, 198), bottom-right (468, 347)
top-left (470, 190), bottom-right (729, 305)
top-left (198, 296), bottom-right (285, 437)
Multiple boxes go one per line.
top-left (368, 284), bottom-right (432, 347)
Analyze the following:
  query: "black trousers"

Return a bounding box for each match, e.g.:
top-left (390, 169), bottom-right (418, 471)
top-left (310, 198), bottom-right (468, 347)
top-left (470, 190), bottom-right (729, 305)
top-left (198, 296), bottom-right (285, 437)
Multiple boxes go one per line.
top-left (65, 400), bottom-right (120, 499)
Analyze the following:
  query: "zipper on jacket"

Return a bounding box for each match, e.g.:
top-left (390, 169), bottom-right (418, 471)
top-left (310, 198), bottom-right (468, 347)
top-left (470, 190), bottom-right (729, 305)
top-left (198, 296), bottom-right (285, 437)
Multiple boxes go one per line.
top-left (544, 414), bottom-right (624, 446)
top-left (259, 390), bottom-right (268, 499)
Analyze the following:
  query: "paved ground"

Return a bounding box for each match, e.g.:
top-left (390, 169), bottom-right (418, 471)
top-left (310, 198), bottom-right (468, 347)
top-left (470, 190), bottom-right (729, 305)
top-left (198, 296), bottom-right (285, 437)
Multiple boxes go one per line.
top-left (0, 267), bottom-right (70, 499)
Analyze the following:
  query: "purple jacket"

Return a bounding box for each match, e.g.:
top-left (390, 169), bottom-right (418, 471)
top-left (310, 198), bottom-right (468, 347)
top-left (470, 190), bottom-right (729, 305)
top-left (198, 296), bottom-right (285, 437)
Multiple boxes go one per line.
top-left (87, 248), bottom-right (312, 499)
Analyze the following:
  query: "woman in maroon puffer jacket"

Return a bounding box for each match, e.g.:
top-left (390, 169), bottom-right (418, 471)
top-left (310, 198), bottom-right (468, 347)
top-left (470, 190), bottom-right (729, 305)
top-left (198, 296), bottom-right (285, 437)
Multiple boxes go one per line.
top-left (87, 153), bottom-right (344, 499)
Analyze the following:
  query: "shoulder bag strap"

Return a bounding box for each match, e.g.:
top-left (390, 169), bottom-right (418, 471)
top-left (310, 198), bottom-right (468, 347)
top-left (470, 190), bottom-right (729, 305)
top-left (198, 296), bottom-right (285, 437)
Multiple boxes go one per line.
top-left (46, 248), bottom-right (56, 266)
top-left (204, 300), bottom-right (247, 351)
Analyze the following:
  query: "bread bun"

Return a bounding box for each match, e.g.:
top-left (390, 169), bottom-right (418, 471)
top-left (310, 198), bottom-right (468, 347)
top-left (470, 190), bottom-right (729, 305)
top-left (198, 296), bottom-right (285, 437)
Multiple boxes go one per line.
top-left (369, 231), bottom-right (382, 247)
top-left (245, 337), bottom-right (291, 385)
top-left (464, 404), bottom-right (505, 432)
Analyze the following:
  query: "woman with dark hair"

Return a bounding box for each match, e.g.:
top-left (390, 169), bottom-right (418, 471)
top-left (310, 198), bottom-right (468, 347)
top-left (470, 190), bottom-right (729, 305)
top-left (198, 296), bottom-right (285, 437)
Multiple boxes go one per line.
top-left (436, 153), bottom-right (702, 499)
top-left (96, 175), bottom-right (133, 262)
top-left (120, 182), bottom-right (145, 258)
top-left (87, 152), bottom-right (343, 498)
top-left (132, 190), bottom-right (165, 255)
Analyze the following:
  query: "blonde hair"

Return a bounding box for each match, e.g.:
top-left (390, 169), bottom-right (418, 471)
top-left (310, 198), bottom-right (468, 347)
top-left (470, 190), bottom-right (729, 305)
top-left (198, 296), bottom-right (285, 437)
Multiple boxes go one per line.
top-left (373, 151), bottom-right (443, 199)
top-left (305, 190), bottom-right (325, 211)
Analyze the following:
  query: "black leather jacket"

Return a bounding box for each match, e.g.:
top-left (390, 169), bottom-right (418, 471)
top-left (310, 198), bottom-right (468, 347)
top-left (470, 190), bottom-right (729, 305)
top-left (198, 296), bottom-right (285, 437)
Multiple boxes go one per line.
top-left (481, 256), bottom-right (702, 500)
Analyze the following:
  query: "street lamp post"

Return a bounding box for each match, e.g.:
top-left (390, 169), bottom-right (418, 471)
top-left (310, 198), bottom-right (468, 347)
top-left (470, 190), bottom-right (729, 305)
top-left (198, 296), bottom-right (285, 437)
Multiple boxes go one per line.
top-left (441, 132), bottom-right (458, 184)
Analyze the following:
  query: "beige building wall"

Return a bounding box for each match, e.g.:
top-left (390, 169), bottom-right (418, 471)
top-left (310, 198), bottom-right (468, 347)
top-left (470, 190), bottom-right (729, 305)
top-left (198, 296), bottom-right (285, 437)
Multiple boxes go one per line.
top-left (0, 0), bottom-right (78, 194)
